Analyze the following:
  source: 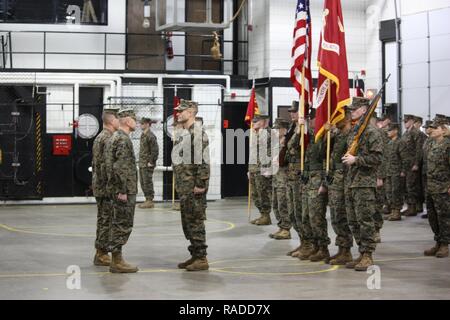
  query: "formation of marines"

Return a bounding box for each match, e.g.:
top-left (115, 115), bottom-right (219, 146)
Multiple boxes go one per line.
top-left (91, 95), bottom-right (448, 274)
top-left (249, 97), bottom-right (450, 271)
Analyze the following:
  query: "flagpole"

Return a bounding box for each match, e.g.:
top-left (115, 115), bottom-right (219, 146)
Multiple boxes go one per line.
top-left (247, 79), bottom-right (255, 222)
top-left (248, 121), bottom-right (253, 222)
top-left (326, 81), bottom-right (331, 173)
top-left (299, 65), bottom-right (306, 172)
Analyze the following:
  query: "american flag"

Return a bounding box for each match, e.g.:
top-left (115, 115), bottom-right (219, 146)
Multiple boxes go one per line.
top-left (291, 0), bottom-right (313, 107)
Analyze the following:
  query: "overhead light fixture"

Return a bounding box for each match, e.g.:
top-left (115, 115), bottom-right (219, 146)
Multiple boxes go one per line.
top-left (142, 0), bottom-right (151, 29)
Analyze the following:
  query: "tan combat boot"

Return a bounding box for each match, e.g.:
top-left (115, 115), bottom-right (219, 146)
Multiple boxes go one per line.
top-left (250, 216), bottom-right (262, 224)
top-left (254, 215), bottom-right (272, 226)
top-left (93, 249), bottom-right (111, 266)
top-left (178, 256), bottom-right (196, 269)
top-left (272, 229), bottom-right (291, 240)
top-left (436, 244), bottom-right (449, 258)
top-left (172, 202), bottom-right (180, 211)
top-left (374, 230), bottom-right (381, 243)
top-left (345, 253), bottom-right (363, 269)
top-left (138, 199), bottom-right (154, 209)
top-left (354, 252), bottom-right (374, 271)
top-left (110, 252), bottom-right (138, 273)
top-left (287, 244), bottom-right (301, 256)
top-left (269, 228), bottom-right (281, 238)
top-left (309, 246), bottom-right (330, 262)
top-left (298, 243), bottom-right (316, 260)
top-left (388, 209), bottom-right (402, 221)
top-left (330, 247), bottom-right (353, 265)
top-left (185, 257), bottom-right (209, 271)
top-left (424, 242), bottom-right (440, 256)
top-left (325, 247), bottom-right (342, 264)
top-left (404, 204), bottom-right (417, 216)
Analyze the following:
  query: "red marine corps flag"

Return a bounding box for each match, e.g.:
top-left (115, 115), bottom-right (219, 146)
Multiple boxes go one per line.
top-left (314, 0), bottom-right (351, 142)
top-left (244, 86), bottom-right (260, 127)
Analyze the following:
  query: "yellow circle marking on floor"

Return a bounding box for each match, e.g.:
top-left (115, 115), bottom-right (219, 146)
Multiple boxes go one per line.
top-left (0, 218), bottom-right (235, 238)
top-left (0, 256), bottom-right (432, 279)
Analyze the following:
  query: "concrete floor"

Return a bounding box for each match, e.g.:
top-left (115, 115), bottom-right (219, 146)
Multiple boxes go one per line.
top-left (0, 198), bottom-right (449, 300)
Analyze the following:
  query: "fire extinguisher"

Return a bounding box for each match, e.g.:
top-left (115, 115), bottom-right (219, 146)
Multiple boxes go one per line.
top-left (165, 32), bottom-right (174, 60)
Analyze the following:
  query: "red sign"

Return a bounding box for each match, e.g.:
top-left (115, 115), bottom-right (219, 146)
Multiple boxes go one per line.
top-left (223, 120), bottom-right (229, 129)
top-left (53, 135), bottom-right (72, 156)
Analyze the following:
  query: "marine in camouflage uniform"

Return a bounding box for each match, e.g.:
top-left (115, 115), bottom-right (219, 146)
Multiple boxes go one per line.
top-left (173, 99), bottom-right (210, 271)
top-left (343, 97), bottom-right (383, 271)
top-left (327, 111), bottom-right (353, 265)
top-left (105, 108), bottom-right (139, 273)
top-left (92, 107), bottom-right (119, 266)
top-left (414, 116), bottom-right (427, 213)
top-left (138, 117), bottom-right (159, 209)
top-left (384, 123), bottom-right (404, 221)
top-left (424, 118), bottom-right (450, 258)
top-left (249, 114), bottom-right (273, 226)
top-left (270, 118), bottom-right (292, 240)
top-left (285, 102), bottom-right (313, 258)
top-left (420, 120), bottom-right (433, 219)
top-left (399, 114), bottom-right (423, 216)
top-left (302, 110), bottom-right (330, 262)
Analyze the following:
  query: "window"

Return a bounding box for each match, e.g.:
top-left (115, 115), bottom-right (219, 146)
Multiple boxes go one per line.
top-left (0, 0), bottom-right (108, 25)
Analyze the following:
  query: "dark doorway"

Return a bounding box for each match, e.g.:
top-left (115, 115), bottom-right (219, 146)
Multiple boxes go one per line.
top-left (221, 101), bottom-right (249, 198)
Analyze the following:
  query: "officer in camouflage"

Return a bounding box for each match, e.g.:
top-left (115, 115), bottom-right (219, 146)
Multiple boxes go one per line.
top-left (343, 97), bottom-right (383, 271)
top-left (248, 114), bottom-right (273, 226)
top-left (269, 118), bottom-right (292, 240)
top-left (384, 123), bottom-right (403, 221)
top-left (399, 114), bottom-right (422, 216)
top-left (300, 108), bottom-right (330, 262)
top-left (173, 99), bottom-right (210, 271)
top-left (138, 117), bottom-right (159, 209)
top-left (424, 117), bottom-right (450, 258)
top-left (326, 108), bottom-right (353, 265)
top-left (414, 116), bottom-right (427, 213)
top-left (105, 108), bottom-right (139, 273)
top-left (92, 106), bottom-right (119, 266)
top-left (285, 101), bottom-right (312, 257)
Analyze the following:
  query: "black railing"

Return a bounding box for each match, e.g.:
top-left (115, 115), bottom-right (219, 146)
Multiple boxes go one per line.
top-left (0, 30), bottom-right (248, 75)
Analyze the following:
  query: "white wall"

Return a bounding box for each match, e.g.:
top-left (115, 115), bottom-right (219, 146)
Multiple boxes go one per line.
top-left (0, 0), bottom-right (126, 70)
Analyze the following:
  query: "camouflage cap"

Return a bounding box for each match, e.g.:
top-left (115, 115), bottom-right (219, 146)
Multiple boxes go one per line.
top-left (288, 101), bottom-right (299, 112)
top-left (433, 114), bottom-right (449, 125)
top-left (103, 106), bottom-right (120, 114)
top-left (414, 115), bottom-right (423, 123)
top-left (429, 118), bottom-right (447, 129)
top-left (140, 117), bottom-right (157, 124)
top-left (387, 122), bottom-right (400, 131)
top-left (252, 114), bottom-right (270, 122)
top-left (273, 118), bottom-right (290, 129)
top-left (118, 108), bottom-right (136, 119)
top-left (403, 114), bottom-right (415, 121)
top-left (347, 97), bottom-right (370, 110)
top-left (174, 99), bottom-right (198, 111)
top-left (422, 120), bottom-right (433, 129)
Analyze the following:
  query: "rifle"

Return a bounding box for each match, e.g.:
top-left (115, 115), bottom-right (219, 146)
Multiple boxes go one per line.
top-left (346, 74), bottom-right (390, 156)
top-left (279, 122), bottom-right (296, 167)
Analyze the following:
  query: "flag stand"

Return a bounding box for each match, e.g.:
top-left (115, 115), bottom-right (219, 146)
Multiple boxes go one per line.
top-left (326, 81), bottom-right (331, 173)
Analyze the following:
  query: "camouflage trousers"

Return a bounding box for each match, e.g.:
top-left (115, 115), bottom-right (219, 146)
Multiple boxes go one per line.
top-left (346, 187), bottom-right (377, 253)
top-left (273, 184), bottom-right (292, 230)
top-left (303, 188), bottom-right (329, 247)
top-left (110, 194), bottom-right (136, 253)
top-left (385, 175), bottom-right (403, 210)
top-left (286, 177), bottom-right (313, 242)
top-left (404, 168), bottom-right (420, 206)
top-left (139, 167), bottom-right (155, 200)
top-left (250, 172), bottom-right (272, 215)
top-left (95, 197), bottom-right (113, 251)
top-left (328, 171), bottom-right (353, 248)
top-left (426, 192), bottom-right (450, 245)
top-left (374, 185), bottom-right (384, 230)
top-left (417, 166), bottom-right (425, 205)
top-left (180, 192), bottom-right (208, 258)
